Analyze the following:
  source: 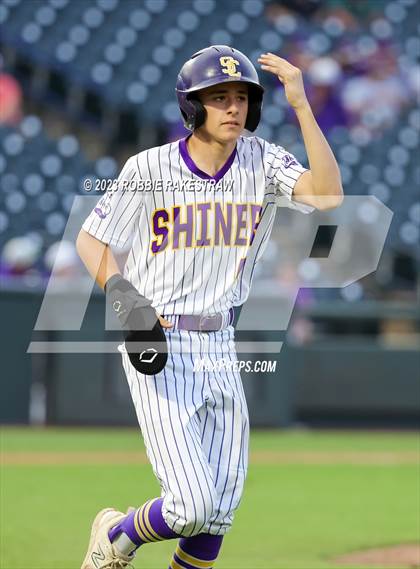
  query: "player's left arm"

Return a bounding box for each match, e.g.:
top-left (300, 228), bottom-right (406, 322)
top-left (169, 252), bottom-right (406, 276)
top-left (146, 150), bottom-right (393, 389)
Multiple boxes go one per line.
top-left (258, 53), bottom-right (344, 211)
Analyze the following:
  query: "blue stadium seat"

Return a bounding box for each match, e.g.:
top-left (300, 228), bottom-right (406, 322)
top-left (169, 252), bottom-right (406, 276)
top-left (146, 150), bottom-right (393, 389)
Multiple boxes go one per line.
top-left (0, 118), bottom-right (94, 269)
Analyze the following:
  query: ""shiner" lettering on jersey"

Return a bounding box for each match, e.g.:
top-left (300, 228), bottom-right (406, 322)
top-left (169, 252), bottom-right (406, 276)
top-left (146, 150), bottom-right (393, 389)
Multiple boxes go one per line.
top-left (151, 202), bottom-right (262, 253)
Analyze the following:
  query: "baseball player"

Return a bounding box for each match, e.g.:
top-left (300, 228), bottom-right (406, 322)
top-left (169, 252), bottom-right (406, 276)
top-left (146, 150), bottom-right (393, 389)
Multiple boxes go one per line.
top-left (76, 45), bottom-right (343, 569)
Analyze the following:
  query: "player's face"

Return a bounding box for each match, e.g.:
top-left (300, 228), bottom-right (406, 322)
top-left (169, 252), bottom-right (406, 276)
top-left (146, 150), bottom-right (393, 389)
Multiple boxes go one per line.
top-left (197, 82), bottom-right (248, 143)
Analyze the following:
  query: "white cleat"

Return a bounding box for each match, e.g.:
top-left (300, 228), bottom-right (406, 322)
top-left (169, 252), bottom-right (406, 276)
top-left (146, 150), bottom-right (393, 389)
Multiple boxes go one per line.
top-left (81, 508), bottom-right (135, 569)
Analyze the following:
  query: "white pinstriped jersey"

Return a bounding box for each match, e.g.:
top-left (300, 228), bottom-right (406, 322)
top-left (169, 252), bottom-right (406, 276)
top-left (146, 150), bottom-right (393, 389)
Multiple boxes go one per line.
top-left (82, 135), bottom-right (310, 315)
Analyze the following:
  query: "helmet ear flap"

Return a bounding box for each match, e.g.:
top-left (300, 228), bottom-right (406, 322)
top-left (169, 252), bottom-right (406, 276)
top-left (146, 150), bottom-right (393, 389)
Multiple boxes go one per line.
top-left (245, 84), bottom-right (263, 132)
top-left (186, 97), bottom-right (206, 130)
top-left (245, 99), bottom-right (261, 132)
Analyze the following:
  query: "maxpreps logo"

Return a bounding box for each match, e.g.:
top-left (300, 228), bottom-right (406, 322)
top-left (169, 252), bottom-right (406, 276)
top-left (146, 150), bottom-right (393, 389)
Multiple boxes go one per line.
top-left (94, 195), bottom-right (112, 219)
top-left (281, 154), bottom-right (299, 169)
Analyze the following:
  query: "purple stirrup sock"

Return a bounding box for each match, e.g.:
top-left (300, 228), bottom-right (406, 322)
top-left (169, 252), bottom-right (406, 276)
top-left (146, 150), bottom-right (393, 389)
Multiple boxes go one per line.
top-left (109, 498), bottom-right (178, 547)
top-left (108, 509), bottom-right (141, 546)
top-left (171, 534), bottom-right (224, 568)
top-left (147, 497), bottom-right (179, 540)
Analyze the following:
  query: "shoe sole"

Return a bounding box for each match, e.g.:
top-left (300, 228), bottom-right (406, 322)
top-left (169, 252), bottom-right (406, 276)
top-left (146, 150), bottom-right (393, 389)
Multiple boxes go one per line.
top-left (81, 508), bottom-right (116, 569)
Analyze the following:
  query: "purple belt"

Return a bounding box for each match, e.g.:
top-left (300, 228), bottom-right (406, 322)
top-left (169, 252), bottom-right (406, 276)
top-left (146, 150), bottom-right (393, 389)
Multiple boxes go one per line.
top-left (175, 308), bottom-right (234, 332)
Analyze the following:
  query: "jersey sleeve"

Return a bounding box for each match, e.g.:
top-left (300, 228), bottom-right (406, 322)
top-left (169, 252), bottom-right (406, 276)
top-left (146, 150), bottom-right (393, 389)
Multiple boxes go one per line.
top-left (264, 141), bottom-right (314, 214)
top-left (81, 156), bottom-right (142, 247)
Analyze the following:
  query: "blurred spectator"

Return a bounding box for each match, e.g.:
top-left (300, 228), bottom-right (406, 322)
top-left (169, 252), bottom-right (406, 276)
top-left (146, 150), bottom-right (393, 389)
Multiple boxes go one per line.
top-left (379, 317), bottom-right (418, 348)
top-left (267, 0), bottom-right (323, 19)
top-left (273, 261), bottom-right (316, 344)
top-left (314, 3), bottom-right (358, 30)
top-left (44, 240), bottom-right (81, 277)
top-left (404, 64), bottom-right (420, 102)
top-left (321, 0), bottom-right (383, 21)
top-left (1, 236), bottom-right (42, 276)
top-left (341, 45), bottom-right (411, 133)
top-left (305, 56), bottom-right (348, 132)
top-left (0, 73), bottom-right (23, 125)
top-left (0, 56), bottom-right (23, 126)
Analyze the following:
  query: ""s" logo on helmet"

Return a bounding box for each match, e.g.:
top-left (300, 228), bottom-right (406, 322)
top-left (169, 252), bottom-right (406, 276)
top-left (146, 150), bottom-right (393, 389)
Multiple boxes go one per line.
top-left (219, 56), bottom-right (241, 78)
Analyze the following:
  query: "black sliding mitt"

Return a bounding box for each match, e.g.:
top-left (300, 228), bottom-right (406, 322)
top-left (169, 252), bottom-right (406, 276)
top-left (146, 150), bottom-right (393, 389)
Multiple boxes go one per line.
top-left (105, 274), bottom-right (168, 375)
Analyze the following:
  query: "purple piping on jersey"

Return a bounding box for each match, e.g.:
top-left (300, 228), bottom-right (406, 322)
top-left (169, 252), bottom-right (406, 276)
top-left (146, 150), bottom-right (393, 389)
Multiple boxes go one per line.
top-left (179, 136), bottom-right (236, 183)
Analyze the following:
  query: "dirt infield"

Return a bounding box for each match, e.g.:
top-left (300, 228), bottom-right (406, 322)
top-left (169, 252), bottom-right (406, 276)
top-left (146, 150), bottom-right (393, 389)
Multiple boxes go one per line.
top-left (333, 544), bottom-right (420, 567)
top-left (1, 450), bottom-right (418, 466)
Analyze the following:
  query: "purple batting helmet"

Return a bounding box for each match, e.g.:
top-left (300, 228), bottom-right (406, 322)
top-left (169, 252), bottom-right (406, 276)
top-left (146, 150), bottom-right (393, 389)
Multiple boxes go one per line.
top-left (176, 45), bottom-right (264, 132)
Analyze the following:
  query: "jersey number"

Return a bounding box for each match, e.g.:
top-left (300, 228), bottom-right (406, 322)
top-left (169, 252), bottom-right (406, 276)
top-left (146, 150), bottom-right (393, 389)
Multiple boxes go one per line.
top-left (219, 56), bottom-right (241, 78)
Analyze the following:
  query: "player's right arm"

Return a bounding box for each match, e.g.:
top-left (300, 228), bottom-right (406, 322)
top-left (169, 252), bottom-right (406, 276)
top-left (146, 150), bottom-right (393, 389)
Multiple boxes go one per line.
top-left (76, 155), bottom-right (172, 330)
top-left (76, 154), bottom-right (139, 289)
top-left (75, 230), bottom-right (120, 290)
top-left (76, 229), bottom-right (173, 335)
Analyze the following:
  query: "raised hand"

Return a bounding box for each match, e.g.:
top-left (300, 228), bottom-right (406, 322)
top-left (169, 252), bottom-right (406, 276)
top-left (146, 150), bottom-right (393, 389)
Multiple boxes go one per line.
top-left (258, 52), bottom-right (309, 111)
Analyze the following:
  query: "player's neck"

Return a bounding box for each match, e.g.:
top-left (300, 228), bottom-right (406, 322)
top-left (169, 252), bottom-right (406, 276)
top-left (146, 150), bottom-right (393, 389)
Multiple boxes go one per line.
top-left (187, 132), bottom-right (236, 177)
